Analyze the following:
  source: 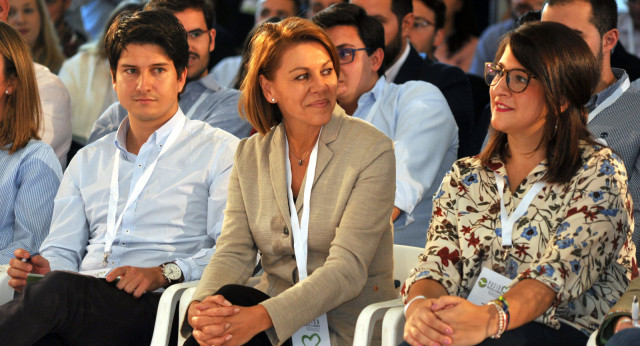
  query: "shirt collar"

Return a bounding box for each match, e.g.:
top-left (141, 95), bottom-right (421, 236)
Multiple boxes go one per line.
top-left (385, 40), bottom-right (411, 83)
top-left (190, 72), bottom-right (222, 92)
top-left (114, 108), bottom-right (186, 158)
top-left (357, 76), bottom-right (386, 109)
top-left (586, 68), bottom-right (628, 111)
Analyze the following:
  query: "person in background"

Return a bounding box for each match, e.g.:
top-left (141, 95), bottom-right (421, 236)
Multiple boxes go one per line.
top-left (432, 0), bottom-right (477, 71)
top-left (542, 0), bottom-right (640, 260)
top-left (0, 21), bottom-right (61, 264)
top-left (305, 0), bottom-right (345, 18)
top-left (88, 0), bottom-right (252, 142)
top-left (351, 0), bottom-right (475, 158)
top-left (58, 0), bottom-right (142, 158)
top-left (469, 0), bottom-right (543, 76)
top-left (408, 0), bottom-right (445, 60)
top-left (1, 0), bottom-right (72, 168)
top-left (8, 0), bottom-right (65, 73)
top-left (618, 0), bottom-right (640, 58)
top-left (313, 2), bottom-right (457, 246)
top-left (0, 9), bottom-right (238, 345)
top-left (402, 22), bottom-right (634, 346)
top-left (212, 0), bottom-right (301, 88)
top-left (183, 17), bottom-right (396, 345)
top-left (45, 0), bottom-right (88, 57)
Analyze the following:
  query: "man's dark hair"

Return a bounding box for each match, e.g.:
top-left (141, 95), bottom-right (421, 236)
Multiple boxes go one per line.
top-left (417, 0), bottom-right (445, 30)
top-left (544, 0), bottom-right (617, 36)
top-left (105, 9), bottom-right (189, 79)
top-left (144, 0), bottom-right (215, 29)
top-left (516, 9), bottom-right (541, 27)
top-left (312, 3), bottom-right (386, 76)
top-left (391, 0), bottom-right (413, 27)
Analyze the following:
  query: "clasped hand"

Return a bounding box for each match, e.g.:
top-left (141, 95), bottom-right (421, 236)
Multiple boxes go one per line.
top-left (188, 295), bottom-right (272, 346)
top-left (404, 296), bottom-right (495, 346)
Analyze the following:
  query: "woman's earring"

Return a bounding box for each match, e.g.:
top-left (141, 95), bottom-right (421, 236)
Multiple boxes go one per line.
top-left (4, 90), bottom-right (8, 95)
top-left (271, 98), bottom-right (276, 103)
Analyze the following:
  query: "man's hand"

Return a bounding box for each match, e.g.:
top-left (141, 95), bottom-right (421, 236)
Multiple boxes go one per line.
top-left (404, 297), bottom-right (453, 346)
top-left (7, 249), bottom-right (51, 293)
top-left (106, 266), bottom-right (167, 298)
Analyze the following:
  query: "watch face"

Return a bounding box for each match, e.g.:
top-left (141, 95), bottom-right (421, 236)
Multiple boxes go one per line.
top-left (163, 263), bottom-right (182, 281)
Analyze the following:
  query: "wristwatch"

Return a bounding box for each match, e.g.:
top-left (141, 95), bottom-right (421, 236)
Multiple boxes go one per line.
top-left (160, 262), bottom-right (184, 285)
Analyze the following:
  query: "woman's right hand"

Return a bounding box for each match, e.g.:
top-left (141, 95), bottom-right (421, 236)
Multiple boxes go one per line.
top-left (188, 295), bottom-right (240, 345)
top-left (404, 298), bottom-right (454, 346)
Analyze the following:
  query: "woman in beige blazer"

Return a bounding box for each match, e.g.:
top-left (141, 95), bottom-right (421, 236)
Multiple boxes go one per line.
top-left (184, 17), bottom-right (396, 345)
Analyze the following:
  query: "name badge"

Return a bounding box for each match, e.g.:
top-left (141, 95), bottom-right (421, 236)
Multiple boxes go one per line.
top-left (292, 314), bottom-right (331, 346)
top-left (467, 267), bottom-right (512, 305)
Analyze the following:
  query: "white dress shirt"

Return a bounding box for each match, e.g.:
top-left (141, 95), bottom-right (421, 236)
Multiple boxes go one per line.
top-left (35, 63), bottom-right (72, 168)
top-left (352, 77), bottom-right (458, 247)
top-left (40, 109), bottom-right (239, 282)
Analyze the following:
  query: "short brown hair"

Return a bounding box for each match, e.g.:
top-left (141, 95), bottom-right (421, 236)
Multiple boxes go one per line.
top-left (239, 17), bottom-right (340, 135)
top-left (480, 21), bottom-right (600, 184)
top-left (0, 22), bottom-right (41, 154)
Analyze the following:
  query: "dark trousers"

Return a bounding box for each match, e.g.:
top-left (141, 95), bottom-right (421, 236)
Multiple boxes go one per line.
top-left (400, 321), bottom-right (588, 346)
top-left (0, 271), bottom-right (162, 346)
top-left (185, 284), bottom-right (292, 346)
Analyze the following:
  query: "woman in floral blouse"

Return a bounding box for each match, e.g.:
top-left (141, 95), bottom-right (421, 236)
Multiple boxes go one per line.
top-left (402, 22), bottom-right (636, 346)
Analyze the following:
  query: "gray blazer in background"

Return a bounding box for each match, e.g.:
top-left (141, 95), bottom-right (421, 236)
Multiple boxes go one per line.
top-left (191, 107), bottom-right (397, 344)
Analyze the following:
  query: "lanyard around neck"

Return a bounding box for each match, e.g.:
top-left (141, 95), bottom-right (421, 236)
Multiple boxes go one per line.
top-left (103, 116), bottom-right (185, 266)
top-left (285, 130), bottom-right (321, 280)
top-left (588, 77), bottom-right (631, 123)
top-left (494, 172), bottom-right (545, 247)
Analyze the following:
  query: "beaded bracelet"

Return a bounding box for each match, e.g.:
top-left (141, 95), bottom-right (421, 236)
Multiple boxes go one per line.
top-left (487, 301), bottom-right (506, 339)
top-left (496, 295), bottom-right (511, 330)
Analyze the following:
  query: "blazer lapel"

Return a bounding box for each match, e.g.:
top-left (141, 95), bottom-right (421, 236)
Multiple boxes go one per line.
top-left (269, 124), bottom-right (293, 229)
top-left (313, 107), bottom-right (342, 188)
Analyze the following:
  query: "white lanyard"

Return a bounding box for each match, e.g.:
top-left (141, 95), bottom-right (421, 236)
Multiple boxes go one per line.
top-left (588, 78), bottom-right (630, 123)
top-left (285, 130), bottom-right (331, 346)
top-left (494, 172), bottom-right (545, 247)
top-left (285, 130), bottom-right (320, 279)
top-left (103, 116), bottom-right (185, 266)
top-left (185, 92), bottom-right (208, 119)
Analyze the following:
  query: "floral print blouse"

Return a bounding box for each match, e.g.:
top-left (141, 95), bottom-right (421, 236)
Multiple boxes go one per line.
top-left (402, 144), bottom-right (636, 334)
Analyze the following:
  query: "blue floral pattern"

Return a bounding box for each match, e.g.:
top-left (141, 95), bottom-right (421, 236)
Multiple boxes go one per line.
top-left (403, 144), bottom-right (635, 334)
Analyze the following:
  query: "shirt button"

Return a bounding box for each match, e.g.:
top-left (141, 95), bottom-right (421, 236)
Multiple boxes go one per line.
top-left (125, 229), bottom-right (131, 234)
top-left (121, 243), bottom-right (126, 246)
top-left (137, 164), bottom-right (142, 168)
top-left (110, 261), bottom-right (115, 265)
top-left (283, 226), bottom-right (289, 235)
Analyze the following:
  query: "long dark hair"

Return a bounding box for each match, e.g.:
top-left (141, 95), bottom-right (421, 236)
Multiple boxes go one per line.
top-left (479, 21), bottom-right (601, 184)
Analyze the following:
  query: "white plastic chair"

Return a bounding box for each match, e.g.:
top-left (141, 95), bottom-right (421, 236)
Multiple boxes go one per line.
top-left (149, 280), bottom-right (200, 346)
top-left (0, 265), bottom-right (12, 304)
top-left (177, 286), bottom-right (198, 345)
top-left (352, 244), bottom-right (424, 345)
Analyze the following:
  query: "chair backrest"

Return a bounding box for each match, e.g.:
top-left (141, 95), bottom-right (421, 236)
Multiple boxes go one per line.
top-left (392, 244), bottom-right (424, 285)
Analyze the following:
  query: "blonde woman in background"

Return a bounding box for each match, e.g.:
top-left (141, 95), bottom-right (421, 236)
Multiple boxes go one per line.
top-left (8, 0), bottom-right (65, 73)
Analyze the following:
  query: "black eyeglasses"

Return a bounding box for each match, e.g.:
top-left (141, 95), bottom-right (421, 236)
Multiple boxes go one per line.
top-left (484, 62), bottom-right (537, 93)
top-left (337, 48), bottom-right (371, 65)
top-left (413, 17), bottom-right (435, 29)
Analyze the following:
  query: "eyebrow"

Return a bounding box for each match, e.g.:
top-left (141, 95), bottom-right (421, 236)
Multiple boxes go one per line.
top-left (120, 62), bottom-right (171, 68)
top-left (188, 29), bottom-right (206, 34)
top-left (336, 44), bottom-right (356, 49)
top-left (288, 59), bottom-right (332, 73)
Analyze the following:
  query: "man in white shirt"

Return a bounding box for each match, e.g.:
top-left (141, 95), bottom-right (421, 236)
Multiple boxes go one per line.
top-left (314, 3), bottom-right (458, 247)
top-left (0, 0), bottom-right (72, 168)
top-left (0, 9), bottom-right (238, 345)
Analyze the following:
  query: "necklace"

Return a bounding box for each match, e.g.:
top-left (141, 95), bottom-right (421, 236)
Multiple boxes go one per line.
top-left (289, 149), bottom-right (311, 166)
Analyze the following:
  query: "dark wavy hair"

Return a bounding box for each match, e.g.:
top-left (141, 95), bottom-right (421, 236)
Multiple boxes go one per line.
top-left (479, 21), bottom-right (601, 184)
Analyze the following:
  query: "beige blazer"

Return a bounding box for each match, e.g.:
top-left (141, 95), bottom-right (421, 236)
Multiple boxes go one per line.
top-left (192, 107), bottom-right (396, 344)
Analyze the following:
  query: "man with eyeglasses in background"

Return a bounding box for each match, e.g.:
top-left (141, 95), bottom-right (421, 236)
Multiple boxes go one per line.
top-left (408, 0), bottom-right (445, 60)
top-left (313, 3), bottom-right (458, 248)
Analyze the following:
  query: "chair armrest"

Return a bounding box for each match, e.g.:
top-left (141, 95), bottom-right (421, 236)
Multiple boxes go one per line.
top-left (382, 306), bottom-right (405, 346)
top-left (177, 287), bottom-right (198, 346)
top-left (150, 281), bottom-right (200, 346)
top-left (353, 298), bottom-right (403, 345)
top-left (0, 265), bottom-right (13, 305)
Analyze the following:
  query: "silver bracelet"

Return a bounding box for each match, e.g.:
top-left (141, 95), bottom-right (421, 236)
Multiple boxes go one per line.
top-left (404, 295), bottom-right (427, 316)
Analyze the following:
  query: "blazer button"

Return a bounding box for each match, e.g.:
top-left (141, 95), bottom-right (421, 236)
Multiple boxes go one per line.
top-left (283, 226), bottom-right (289, 236)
